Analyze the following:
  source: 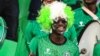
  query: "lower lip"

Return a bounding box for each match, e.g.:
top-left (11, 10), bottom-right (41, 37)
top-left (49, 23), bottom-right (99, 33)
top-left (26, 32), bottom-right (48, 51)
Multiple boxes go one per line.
top-left (58, 27), bottom-right (65, 32)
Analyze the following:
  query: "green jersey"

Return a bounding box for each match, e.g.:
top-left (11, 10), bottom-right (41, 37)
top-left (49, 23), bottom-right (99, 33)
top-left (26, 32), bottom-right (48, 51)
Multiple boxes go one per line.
top-left (74, 6), bottom-right (100, 36)
top-left (29, 34), bottom-right (79, 56)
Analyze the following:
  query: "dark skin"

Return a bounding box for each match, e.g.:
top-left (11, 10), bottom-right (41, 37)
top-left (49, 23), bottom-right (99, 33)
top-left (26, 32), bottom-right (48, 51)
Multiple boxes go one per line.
top-left (29, 17), bottom-right (67, 56)
top-left (83, 0), bottom-right (97, 13)
top-left (50, 17), bottom-right (67, 44)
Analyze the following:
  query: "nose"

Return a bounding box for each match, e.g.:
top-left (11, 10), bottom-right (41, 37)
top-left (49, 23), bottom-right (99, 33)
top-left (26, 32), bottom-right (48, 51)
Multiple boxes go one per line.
top-left (59, 21), bottom-right (64, 25)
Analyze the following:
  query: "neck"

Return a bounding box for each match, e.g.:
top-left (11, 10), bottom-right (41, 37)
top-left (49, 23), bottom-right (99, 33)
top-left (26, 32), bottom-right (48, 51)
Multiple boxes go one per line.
top-left (50, 32), bottom-right (66, 45)
top-left (84, 4), bottom-right (97, 13)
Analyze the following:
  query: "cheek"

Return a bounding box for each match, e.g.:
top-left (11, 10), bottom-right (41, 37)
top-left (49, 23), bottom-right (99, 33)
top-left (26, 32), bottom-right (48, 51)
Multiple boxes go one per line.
top-left (52, 24), bottom-right (56, 30)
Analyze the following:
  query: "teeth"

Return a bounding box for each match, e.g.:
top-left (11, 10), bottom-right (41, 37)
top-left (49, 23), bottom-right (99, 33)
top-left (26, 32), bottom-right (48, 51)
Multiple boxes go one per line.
top-left (58, 27), bottom-right (64, 31)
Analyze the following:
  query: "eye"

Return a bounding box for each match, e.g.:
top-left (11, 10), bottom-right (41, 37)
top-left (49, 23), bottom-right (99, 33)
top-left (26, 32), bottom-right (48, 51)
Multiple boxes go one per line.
top-left (61, 20), bottom-right (67, 24)
top-left (53, 18), bottom-right (58, 24)
top-left (53, 20), bottom-right (56, 23)
top-left (53, 17), bottom-right (67, 24)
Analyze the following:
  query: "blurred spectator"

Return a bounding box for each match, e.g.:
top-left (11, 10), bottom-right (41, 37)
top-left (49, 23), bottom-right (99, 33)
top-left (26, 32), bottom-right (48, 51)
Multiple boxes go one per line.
top-left (0, 0), bottom-right (19, 41)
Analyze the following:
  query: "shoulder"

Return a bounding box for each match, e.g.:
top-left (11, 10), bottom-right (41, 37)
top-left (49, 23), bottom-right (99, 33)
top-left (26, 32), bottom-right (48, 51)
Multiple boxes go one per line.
top-left (31, 34), bottom-right (49, 43)
top-left (74, 7), bottom-right (83, 15)
top-left (74, 7), bottom-right (85, 21)
top-left (68, 26), bottom-right (76, 31)
top-left (31, 34), bottom-right (48, 43)
top-left (27, 20), bottom-right (40, 26)
top-left (29, 34), bottom-right (49, 54)
top-left (74, 7), bottom-right (82, 12)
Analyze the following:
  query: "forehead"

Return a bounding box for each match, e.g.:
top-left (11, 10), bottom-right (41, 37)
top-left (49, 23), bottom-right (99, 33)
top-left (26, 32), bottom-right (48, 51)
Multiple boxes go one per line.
top-left (54, 17), bottom-right (67, 21)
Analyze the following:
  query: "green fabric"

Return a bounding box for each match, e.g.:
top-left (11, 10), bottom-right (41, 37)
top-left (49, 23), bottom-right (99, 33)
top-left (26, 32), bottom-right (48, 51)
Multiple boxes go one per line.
top-left (18, 0), bottom-right (30, 31)
top-left (24, 20), bottom-right (46, 43)
top-left (93, 40), bottom-right (100, 56)
top-left (0, 17), bottom-right (7, 46)
top-left (15, 30), bottom-right (29, 56)
top-left (30, 34), bottom-right (79, 56)
top-left (15, 0), bottom-right (31, 56)
top-left (64, 26), bottom-right (77, 44)
top-left (62, 0), bottom-right (77, 5)
top-left (0, 39), bottom-right (17, 56)
top-left (74, 6), bottom-right (100, 36)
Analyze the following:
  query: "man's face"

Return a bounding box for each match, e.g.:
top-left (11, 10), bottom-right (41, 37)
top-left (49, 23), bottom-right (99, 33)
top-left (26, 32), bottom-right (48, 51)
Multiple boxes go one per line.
top-left (52, 17), bottom-right (67, 35)
top-left (83, 0), bottom-right (97, 4)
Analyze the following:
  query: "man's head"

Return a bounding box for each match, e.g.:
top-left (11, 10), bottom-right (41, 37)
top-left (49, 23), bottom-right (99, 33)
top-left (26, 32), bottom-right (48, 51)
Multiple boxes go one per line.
top-left (37, 3), bottom-right (74, 33)
top-left (83, 0), bottom-right (97, 5)
top-left (52, 17), bottom-right (67, 35)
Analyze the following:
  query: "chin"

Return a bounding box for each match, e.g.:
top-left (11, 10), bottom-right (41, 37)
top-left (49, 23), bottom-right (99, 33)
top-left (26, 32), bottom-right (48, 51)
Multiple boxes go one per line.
top-left (60, 32), bottom-right (64, 35)
top-left (57, 29), bottom-right (66, 35)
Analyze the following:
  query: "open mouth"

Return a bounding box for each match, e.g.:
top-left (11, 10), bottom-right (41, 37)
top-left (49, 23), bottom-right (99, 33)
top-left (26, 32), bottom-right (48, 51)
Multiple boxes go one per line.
top-left (57, 26), bottom-right (65, 32)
